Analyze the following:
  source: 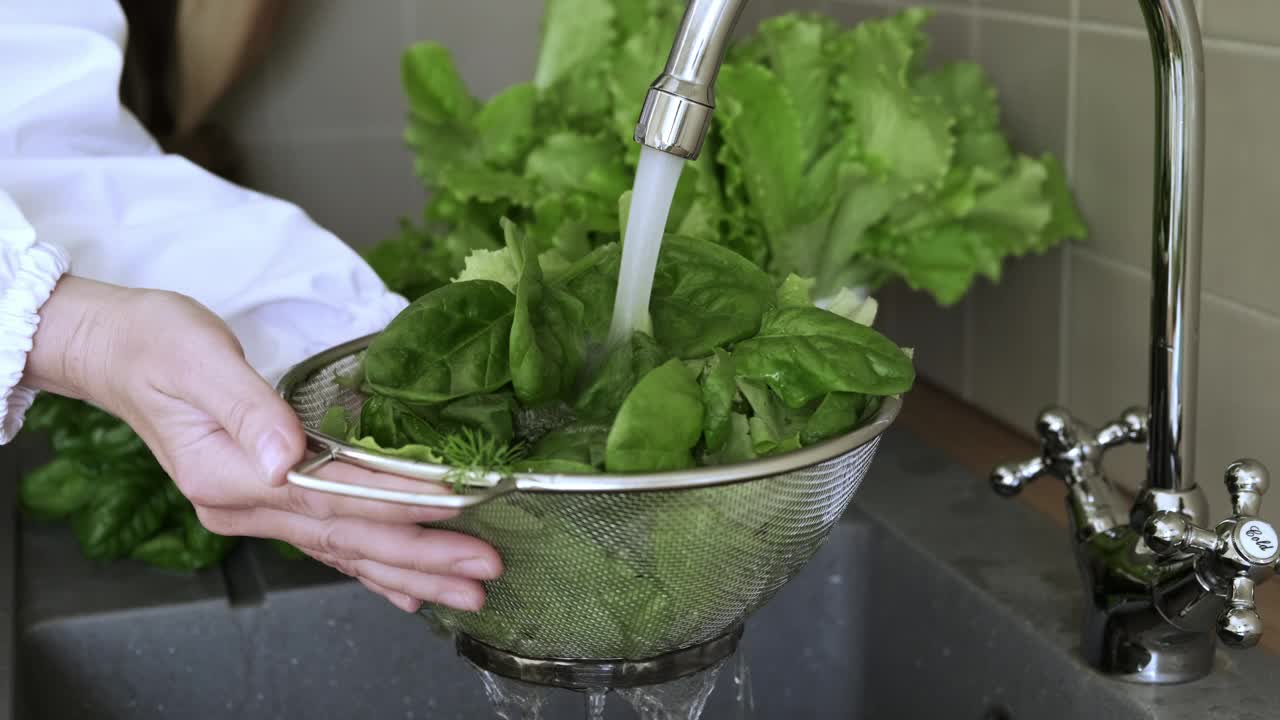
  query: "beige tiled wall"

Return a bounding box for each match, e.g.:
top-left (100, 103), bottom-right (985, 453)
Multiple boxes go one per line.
top-left (217, 0), bottom-right (1280, 524)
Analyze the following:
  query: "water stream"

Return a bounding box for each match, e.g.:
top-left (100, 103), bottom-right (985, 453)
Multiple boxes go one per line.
top-left (615, 660), bottom-right (725, 719)
top-left (471, 652), bottom-right (748, 719)
top-left (475, 667), bottom-right (552, 720)
top-left (606, 146), bottom-right (686, 347)
top-left (732, 649), bottom-right (755, 719)
top-left (585, 689), bottom-right (609, 719)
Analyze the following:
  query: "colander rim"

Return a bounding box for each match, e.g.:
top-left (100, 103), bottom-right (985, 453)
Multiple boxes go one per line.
top-left (277, 333), bottom-right (902, 493)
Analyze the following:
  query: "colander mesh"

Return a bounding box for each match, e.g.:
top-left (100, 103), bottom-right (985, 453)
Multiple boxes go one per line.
top-left (284, 348), bottom-right (881, 661)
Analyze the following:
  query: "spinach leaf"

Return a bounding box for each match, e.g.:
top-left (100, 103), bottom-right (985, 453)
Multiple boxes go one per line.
top-left (802, 392), bottom-right (870, 446)
top-left (440, 393), bottom-right (516, 445)
top-left (738, 378), bottom-right (804, 455)
top-left (506, 219), bottom-right (587, 405)
top-left (530, 423), bottom-right (610, 469)
top-left (605, 359), bottom-right (704, 472)
top-left (702, 412), bottom-right (756, 465)
top-left (318, 406), bottom-right (351, 438)
top-left (734, 306), bottom-right (914, 407)
top-left (699, 349), bottom-right (737, 453)
top-left (553, 243), bottom-right (621, 344)
top-left (365, 280), bottom-right (516, 403)
top-left (360, 395), bottom-right (443, 449)
top-left (575, 332), bottom-right (667, 421)
top-left (650, 236), bottom-right (776, 358)
top-left (131, 512), bottom-right (236, 572)
top-left (519, 458), bottom-right (600, 474)
top-left (73, 471), bottom-right (181, 561)
top-left (20, 457), bottom-right (94, 520)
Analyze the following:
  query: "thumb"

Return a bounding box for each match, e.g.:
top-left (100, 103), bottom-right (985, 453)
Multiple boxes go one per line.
top-left (187, 352), bottom-right (306, 487)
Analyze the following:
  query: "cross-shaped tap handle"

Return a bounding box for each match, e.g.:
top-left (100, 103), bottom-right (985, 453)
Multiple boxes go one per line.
top-left (991, 407), bottom-right (1146, 496)
top-left (1144, 459), bottom-right (1279, 648)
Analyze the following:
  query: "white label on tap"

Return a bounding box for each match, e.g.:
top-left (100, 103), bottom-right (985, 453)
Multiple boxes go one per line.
top-left (1237, 520), bottom-right (1280, 564)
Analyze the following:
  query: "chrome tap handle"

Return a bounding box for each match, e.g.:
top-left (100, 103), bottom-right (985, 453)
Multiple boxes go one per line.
top-left (991, 407), bottom-right (1142, 537)
top-left (1144, 459), bottom-right (1279, 648)
top-left (991, 456), bottom-right (1050, 497)
top-left (1221, 576), bottom-right (1264, 648)
top-left (991, 407), bottom-right (1145, 495)
top-left (1094, 408), bottom-right (1148, 450)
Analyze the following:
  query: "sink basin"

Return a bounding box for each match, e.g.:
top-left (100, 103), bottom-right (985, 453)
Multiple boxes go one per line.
top-left (7, 430), bottom-right (1280, 719)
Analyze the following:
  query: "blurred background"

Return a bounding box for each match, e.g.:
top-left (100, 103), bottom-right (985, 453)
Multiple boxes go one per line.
top-left (136, 0), bottom-right (1280, 526)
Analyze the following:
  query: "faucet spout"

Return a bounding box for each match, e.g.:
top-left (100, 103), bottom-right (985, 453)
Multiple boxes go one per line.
top-left (1140, 0), bottom-right (1205, 500)
top-left (635, 0), bottom-right (749, 159)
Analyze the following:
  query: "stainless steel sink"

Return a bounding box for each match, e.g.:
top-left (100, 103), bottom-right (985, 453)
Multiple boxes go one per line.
top-left (5, 429), bottom-right (1279, 719)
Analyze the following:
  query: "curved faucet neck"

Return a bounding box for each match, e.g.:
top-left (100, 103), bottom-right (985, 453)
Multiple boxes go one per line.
top-left (1140, 0), bottom-right (1204, 500)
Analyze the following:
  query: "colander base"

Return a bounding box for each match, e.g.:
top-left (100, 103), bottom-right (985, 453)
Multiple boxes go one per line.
top-left (456, 626), bottom-right (743, 690)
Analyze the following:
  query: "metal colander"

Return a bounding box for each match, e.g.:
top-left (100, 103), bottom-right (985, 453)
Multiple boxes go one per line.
top-left (277, 335), bottom-right (899, 662)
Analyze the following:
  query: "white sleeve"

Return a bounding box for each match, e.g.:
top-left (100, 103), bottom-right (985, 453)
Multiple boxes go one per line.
top-left (0, 1), bottom-right (409, 443)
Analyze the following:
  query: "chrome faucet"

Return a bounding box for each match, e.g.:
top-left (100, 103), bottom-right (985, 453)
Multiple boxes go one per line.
top-left (635, 0), bottom-right (747, 159)
top-left (640, 0), bottom-right (1280, 685)
top-left (990, 0), bottom-right (1280, 684)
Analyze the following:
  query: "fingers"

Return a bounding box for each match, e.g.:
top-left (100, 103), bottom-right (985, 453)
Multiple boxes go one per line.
top-left (358, 578), bottom-right (422, 613)
top-left (173, 429), bottom-right (461, 524)
top-left (314, 552), bottom-right (484, 612)
top-left (198, 506), bottom-right (500, 581)
top-left (281, 461), bottom-right (462, 525)
top-left (176, 342), bottom-right (305, 487)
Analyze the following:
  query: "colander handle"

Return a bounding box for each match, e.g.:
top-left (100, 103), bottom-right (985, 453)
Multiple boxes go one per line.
top-left (286, 450), bottom-right (517, 509)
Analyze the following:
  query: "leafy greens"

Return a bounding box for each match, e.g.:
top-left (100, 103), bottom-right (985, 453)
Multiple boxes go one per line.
top-left (369, 1), bottom-right (1085, 307)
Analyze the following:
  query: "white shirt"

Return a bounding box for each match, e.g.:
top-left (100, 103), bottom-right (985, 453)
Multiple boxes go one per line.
top-left (0, 1), bottom-right (409, 442)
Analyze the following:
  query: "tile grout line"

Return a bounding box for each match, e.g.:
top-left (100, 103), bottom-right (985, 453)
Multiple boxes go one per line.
top-left (1076, 17), bottom-right (1280, 57)
top-left (1072, 246), bottom-right (1150, 283)
top-left (967, 6), bottom-right (1072, 30)
top-left (1072, 247), bottom-right (1280, 329)
top-left (1058, 0), bottom-right (1080, 407)
top-left (973, 6), bottom-right (1280, 59)
top-left (1201, 292), bottom-right (1280, 330)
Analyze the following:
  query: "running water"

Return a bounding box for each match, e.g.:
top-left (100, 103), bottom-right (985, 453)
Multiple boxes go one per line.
top-left (732, 651), bottom-right (755, 719)
top-left (584, 688), bottom-right (609, 719)
top-left (606, 146), bottom-right (686, 348)
top-left (475, 668), bottom-right (551, 720)
top-left (615, 660), bottom-right (725, 720)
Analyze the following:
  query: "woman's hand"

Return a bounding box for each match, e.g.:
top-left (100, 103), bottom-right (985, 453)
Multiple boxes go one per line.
top-left (24, 276), bottom-right (500, 613)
